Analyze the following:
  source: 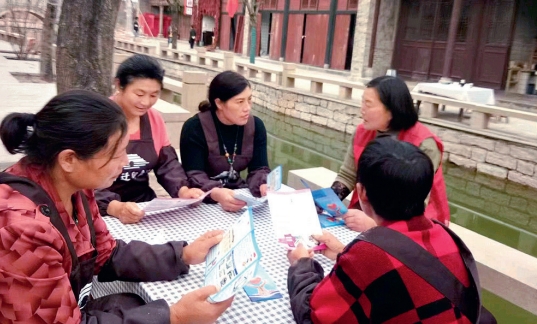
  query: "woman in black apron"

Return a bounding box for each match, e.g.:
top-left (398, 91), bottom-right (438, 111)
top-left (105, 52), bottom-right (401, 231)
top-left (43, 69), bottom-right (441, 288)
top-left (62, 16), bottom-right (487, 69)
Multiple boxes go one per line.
top-left (180, 71), bottom-right (271, 212)
top-left (96, 54), bottom-right (203, 224)
top-left (0, 90), bottom-right (232, 323)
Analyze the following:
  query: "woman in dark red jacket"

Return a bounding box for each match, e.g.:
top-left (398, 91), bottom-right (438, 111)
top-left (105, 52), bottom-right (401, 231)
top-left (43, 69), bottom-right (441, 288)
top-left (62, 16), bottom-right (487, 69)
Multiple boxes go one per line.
top-left (287, 137), bottom-right (483, 324)
top-left (331, 76), bottom-right (449, 231)
top-left (0, 90), bottom-right (232, 323)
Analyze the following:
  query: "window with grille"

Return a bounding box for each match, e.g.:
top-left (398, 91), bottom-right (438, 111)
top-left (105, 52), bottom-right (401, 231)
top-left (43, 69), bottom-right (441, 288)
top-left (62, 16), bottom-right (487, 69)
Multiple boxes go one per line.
top-left (263, 0), bottom-right (278, 9)
top-left (348, 0), bottom-right (358, 10)
top-left (301, 0), bottom-right (318, 10)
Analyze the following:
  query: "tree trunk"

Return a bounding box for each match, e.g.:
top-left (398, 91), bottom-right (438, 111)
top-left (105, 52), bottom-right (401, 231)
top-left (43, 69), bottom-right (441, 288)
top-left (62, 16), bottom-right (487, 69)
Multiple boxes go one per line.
top-left (56, 0), bottom-right (122, 95)
top-left (172, 10), bottom-right (179, 49)
top-left (40, 3), bottom-right (56, 82)
top-left (249, 26), bottom-right (256, 63)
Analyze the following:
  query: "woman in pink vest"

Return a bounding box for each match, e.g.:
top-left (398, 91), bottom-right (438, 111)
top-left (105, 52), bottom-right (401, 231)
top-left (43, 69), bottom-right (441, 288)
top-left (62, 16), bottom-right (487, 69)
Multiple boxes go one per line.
top-left (331, 76), bottom-right (450, 231)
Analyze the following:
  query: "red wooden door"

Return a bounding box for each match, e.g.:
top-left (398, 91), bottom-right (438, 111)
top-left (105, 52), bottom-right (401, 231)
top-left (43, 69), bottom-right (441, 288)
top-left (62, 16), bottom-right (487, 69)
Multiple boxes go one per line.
top-left (330, 14), bottom-right (350, 70)
top-left (285, 14), bottom-right (305, 63)
top-left (472, 0), bottom-right (516, 89)
top-left (302, 14), bottom-right (329, 67)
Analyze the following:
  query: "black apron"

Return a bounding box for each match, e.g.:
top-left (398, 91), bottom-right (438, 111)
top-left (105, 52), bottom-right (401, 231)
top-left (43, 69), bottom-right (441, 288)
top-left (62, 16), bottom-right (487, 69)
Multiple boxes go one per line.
top-left (108, 113), bottom-right (159, 202)
top-left (0, 173), bottom-right (97, 307)
top-left (198, 110), bottom-right (255, 189)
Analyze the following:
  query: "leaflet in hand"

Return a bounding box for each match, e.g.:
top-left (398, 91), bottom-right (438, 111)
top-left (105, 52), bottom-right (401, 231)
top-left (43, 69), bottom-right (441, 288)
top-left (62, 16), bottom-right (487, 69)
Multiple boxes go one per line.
top-left (205, 208), bottom-right (262, 303)
top-left (266, 165), bottom-right (282, 192)
top-left (300, 179), bottom-right (347, 217)
top-left (243, 266), bottom-right (283, 302)
top-left (233, 191), bottom-right (268, 207)
top-left (142, 190), bottom-right (212, 213)
top-left (267, 189), bottom-right (324, 250)
top-left (318, 212), bottom-right (345, 228)
top-left (311, 188), bottom-right (348, 217)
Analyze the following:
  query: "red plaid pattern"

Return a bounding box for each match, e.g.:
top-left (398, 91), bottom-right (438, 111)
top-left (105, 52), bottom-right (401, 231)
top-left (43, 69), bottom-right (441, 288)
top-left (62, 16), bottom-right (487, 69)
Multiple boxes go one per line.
top-left (309, 216), bottom-right (472, 324)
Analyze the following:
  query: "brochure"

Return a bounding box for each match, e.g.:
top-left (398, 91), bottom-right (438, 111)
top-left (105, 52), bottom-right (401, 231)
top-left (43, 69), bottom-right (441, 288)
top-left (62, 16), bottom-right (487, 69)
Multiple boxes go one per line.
top-left (300, 179), bottom-right (348, 217)
top-left (266, 165), bottom-right (283, 192)
top-left (318, 212), bottom-right (345, 228)
top-left (142, 190), bottom-right (212, 213)
top-left (204, 208), bottom-right (262, 303)
top-left (243, 266), bottom-right (283, 302)
top-left (266, 189), bottom-right (325, 251)
top-left (233, 191), bottom-right (268, 207)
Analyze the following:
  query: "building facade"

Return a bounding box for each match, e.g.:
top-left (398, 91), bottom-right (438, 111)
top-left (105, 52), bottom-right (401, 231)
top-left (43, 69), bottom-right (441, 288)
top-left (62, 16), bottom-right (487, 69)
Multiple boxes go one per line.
top-left (132, 0), bottom-right (537, 90)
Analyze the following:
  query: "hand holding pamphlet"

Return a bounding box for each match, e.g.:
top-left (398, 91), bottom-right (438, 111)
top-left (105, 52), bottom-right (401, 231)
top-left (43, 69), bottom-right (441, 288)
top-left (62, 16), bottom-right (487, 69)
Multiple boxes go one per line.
top-left (243, 266), bottom-right (283, 302)
top-left (266, 189), bottom-right (326, 251)
top-left (266, 165), bottom-right (282, 192)
top-left (142, 190), bottom-right (213, 213)
top-left (300, 179), bottom-right (348, 217)
top-left (233, 191), bottom-right (267, 207)
top-left (204, 208), bottom-right (262, 303)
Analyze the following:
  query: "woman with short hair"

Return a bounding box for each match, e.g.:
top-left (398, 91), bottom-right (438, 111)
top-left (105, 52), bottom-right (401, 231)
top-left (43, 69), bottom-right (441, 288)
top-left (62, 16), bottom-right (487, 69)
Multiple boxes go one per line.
top-left (331, 76), bottom-right (450, 231)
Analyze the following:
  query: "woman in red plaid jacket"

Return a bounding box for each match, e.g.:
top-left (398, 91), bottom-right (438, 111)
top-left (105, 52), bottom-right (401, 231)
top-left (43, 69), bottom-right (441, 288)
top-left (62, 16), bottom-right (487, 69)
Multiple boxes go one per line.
top-left (287, 137), bottom-right (485, 324)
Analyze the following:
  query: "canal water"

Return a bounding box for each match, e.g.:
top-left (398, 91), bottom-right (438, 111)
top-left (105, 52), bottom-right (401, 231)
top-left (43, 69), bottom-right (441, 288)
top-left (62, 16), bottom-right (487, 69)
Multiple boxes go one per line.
top-left (253, 105), bottom-right (537, 323)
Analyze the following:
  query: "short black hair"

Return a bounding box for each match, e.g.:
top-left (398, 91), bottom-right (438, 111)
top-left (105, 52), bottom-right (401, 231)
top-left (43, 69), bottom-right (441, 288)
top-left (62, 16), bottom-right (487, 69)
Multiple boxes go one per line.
top-left (357, 136), bottom-right (434, 221)
top-left (199, 70), bottom-right (250, 112)
top-left (115, 54), bottom-right (165, 89)
top-left (366, 76), bottom-right (418, 131)
top-left (1, 90), bottom-right (127, 169)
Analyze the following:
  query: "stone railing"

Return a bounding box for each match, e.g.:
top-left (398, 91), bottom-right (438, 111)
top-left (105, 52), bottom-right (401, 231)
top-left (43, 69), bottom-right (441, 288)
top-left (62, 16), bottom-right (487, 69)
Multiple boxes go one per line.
top-left (414, 92), bottom-right (537, 130)
top-left (287, 166), bottom-right (537, 317)
top-left (114, 40), bottom-right (537, 189)
top-left (115, 39), bottom-right (157, 55)
top-left (0, 29), bottom-right (22, 43)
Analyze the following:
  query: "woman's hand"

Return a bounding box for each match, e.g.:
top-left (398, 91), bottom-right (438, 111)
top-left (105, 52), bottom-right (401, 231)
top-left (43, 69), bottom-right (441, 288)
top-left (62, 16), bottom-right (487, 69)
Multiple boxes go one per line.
top-left (179, 186), bottom-right (204, 199)
top-left (259, 184), bottom-right (268, 197)
top-left (210, 188), bottom-right (246, 212)
top-left (287, 243), bottom-right (313, 265)
top-left (342, 209), bottom-right (377, 232)
top-left (182, 230), bottom-right (224, 265)
top-left (107, 200), bottom-right (145, 224)
top-left (312, 230), bottom-right (345, 261)
top-left (170, 285), bottom-right (233, 324)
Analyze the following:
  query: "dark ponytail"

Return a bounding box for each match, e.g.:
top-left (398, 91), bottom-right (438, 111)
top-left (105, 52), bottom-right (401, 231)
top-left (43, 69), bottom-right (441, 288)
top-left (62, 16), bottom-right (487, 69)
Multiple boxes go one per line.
top-left (0, 113), bottom-right (35, 154)
top-left (199, 70), bottom-right (250, 112)
top-left (198, 100), bottom-right (212, 112)
top-left (0, 89), bottom-right (127, 168)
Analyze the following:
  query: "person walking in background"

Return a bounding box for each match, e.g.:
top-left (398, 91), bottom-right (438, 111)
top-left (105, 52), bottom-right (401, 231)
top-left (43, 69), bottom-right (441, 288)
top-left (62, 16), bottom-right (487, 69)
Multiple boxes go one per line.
top-left (133, 17), bottom-right (139, 37)
top-left (189, 25), bottom-right (196, 49)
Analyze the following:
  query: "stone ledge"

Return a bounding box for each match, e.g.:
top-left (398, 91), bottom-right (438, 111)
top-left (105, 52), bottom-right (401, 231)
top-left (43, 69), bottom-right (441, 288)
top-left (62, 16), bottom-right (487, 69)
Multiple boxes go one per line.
top-left (287, 166), bottom-right (537, 316)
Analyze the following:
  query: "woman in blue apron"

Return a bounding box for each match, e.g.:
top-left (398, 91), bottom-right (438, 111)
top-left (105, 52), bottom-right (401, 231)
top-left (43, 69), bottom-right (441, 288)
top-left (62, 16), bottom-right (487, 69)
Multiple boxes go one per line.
top-left (0, 90), bottom-right (232, 323)
top-left (96, 54), bottom-right (203, 224)
top-left (180, 71), bottom-right (271, 212)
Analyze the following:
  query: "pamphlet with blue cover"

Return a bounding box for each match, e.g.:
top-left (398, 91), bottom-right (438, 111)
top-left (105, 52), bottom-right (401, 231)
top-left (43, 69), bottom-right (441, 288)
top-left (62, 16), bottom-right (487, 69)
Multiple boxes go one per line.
top-left (243, 266), bottom-right (283, 302)
top-left (204, 208), bottom-right (262, 303)
top-left (233, 165), bottom-right (282, 206)
top-left (266, 165), bottom-right (282, 192)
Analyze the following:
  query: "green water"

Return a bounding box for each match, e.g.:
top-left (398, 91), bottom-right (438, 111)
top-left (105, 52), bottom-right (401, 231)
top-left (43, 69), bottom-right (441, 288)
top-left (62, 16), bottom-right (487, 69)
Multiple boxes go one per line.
top-left (254, 105), bottom-right (537, 323)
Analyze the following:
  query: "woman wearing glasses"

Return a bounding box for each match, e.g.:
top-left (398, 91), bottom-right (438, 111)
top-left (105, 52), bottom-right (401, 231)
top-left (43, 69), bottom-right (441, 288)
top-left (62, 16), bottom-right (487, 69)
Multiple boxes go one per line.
top-left (180, 71), bottom-right (270, 212)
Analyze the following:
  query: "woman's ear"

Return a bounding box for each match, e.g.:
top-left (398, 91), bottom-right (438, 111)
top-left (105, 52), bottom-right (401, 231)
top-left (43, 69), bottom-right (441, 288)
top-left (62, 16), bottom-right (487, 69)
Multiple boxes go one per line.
top-left (113, 78), bottom-right (121, 93)
top-left (57, 149), bottom-right (78, 173)
top-left (214, 98), bottom-right (224, 110)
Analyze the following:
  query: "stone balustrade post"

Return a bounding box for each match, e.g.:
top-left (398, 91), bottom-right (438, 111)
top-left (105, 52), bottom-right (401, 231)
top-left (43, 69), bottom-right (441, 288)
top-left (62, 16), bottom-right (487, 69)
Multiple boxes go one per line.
top-left (223, 52), bottom-right (234, 70)
top-left (182, 71), bottom-right (208, 114)
top-left (281, 63), bottom-right (296, 88)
